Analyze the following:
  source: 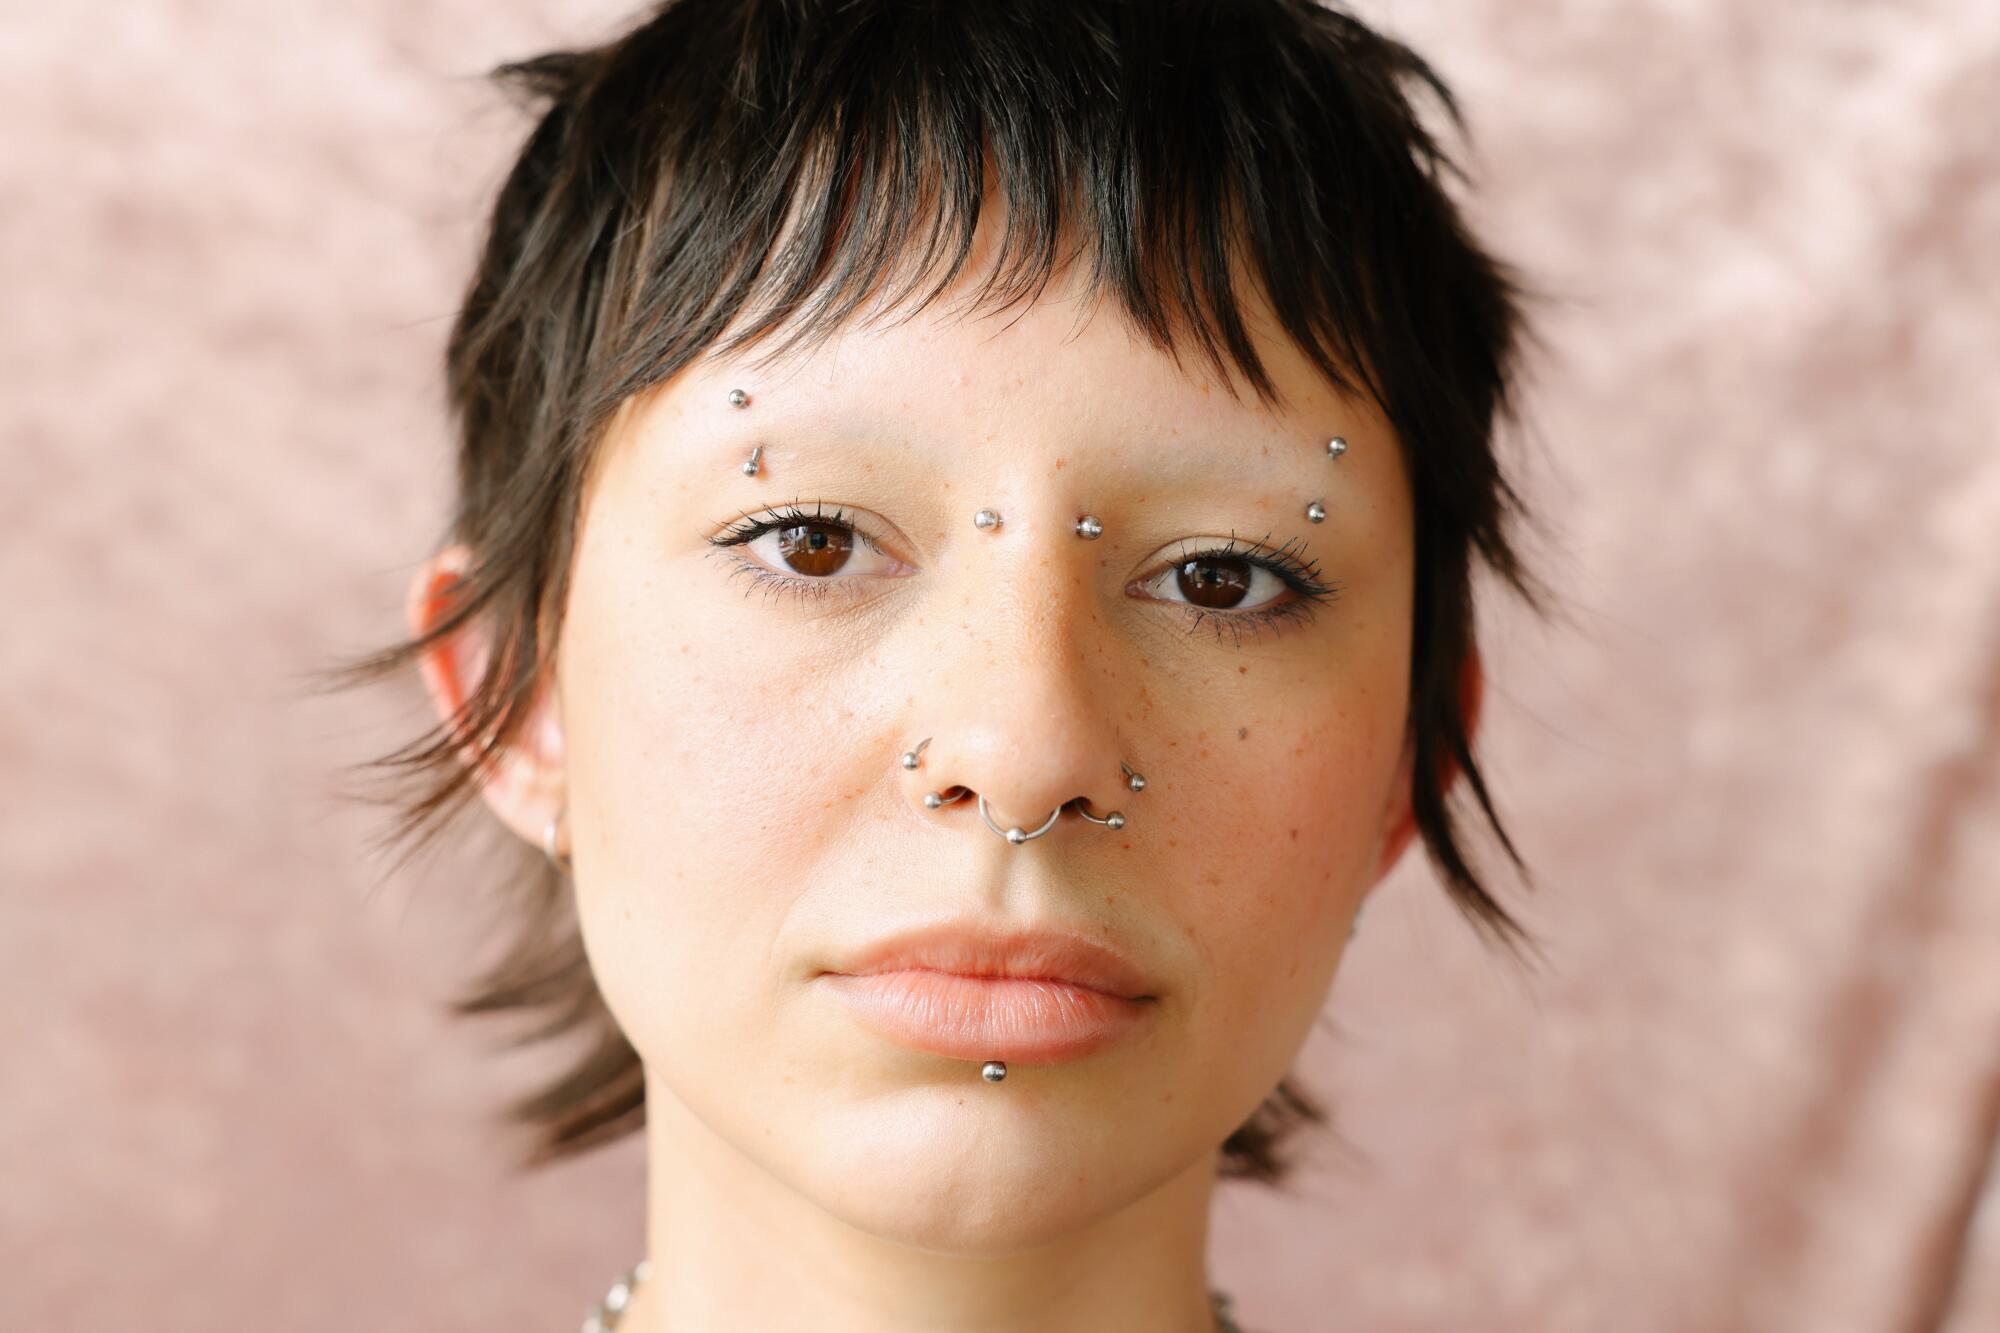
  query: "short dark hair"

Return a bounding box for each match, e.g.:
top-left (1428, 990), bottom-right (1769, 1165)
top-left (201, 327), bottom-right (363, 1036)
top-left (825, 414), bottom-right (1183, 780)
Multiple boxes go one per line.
top-left (318, 0), bottom-right (1552, 1187)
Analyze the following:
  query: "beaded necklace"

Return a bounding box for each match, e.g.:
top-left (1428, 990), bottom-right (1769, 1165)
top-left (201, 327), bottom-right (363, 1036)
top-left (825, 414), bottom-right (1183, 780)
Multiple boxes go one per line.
top-left (578, 1258), bottom-right (1247, 1332)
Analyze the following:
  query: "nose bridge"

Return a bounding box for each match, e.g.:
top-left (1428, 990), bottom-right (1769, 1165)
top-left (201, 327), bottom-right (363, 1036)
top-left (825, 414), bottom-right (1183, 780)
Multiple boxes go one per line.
top-left (914, 502), bottom-right (1134, 834)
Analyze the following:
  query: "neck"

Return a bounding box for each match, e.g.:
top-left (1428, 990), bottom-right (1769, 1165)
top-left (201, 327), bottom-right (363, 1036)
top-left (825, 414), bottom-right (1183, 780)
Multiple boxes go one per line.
top-left (620, 1065), bottom-right (1229, 1333)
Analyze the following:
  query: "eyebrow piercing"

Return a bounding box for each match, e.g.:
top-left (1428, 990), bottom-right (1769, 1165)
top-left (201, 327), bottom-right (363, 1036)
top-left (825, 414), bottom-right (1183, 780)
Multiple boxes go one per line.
top-left (1306, 500), bottom-right (1326, 522)
top-left (727, 387), bottom-right (750, 408)
top-left (742, 444), bottom-right (763, 476)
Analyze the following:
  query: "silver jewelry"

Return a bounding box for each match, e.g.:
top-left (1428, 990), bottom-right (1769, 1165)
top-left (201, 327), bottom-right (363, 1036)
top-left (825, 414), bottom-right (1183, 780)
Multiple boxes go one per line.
top-left (1075, 514), bottom-right (1102, 539)
top-left (902, 737), bottom-right (1140, 840)
top-left (973, 508), bottom-right (1002, 530)
top-left (1327, 435), bottom-right (1348, 458)
top-left (577, 1257), bottom-right (1244, 1332)
top-left (1305, 500), bottom-right (1326, 523)
top-left (543, 802), bottom-right (572, 874)
top-left (578, 1258), bottom-right (650, 1332)
top-left (726, 387), bottom-right (749, 408)
top-left (982, 1060), bottom-right (1007, 1082)
top-left (741, 444), bottom-right (762, 476)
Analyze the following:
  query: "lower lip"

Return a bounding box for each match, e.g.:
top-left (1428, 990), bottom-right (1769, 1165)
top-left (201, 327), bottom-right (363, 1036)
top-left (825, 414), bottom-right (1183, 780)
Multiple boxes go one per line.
top-left (819, 970), bottom-right (1155, 1063)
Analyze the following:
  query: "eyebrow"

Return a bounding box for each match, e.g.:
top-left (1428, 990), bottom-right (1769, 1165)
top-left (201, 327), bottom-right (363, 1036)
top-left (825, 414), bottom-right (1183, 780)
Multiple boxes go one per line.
top-left (688, 411), bottom-right (1336, 497)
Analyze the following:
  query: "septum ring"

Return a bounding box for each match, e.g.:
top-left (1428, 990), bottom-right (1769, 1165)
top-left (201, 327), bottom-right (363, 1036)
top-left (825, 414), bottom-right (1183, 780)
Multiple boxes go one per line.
top-left (903, 738), bottom-right (1136, 844)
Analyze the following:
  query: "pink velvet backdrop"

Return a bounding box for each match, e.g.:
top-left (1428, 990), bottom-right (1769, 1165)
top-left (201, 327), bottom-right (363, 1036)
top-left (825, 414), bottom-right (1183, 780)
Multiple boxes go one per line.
top-left (9, 3), bottom-right (1998, 1329)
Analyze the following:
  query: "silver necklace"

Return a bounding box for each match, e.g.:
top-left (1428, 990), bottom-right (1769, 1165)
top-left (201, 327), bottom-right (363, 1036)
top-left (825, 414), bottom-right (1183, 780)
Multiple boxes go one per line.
top-left (578, 1257), bottom-right (1248, 1332)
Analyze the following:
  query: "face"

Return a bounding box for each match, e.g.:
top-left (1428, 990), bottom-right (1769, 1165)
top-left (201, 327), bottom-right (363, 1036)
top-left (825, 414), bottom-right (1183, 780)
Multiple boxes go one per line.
top-left (431, 243), bottom-right (1420, 1251)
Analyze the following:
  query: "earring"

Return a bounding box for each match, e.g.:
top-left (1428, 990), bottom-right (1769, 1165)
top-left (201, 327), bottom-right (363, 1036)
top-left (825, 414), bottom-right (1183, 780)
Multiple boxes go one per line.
top-left (543, 801), bottom-right (572, 875)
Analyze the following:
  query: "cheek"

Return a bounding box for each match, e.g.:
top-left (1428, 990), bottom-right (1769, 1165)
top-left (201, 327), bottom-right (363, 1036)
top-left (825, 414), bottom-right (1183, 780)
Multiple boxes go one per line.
top-left (554, 511), bottom-right (848, 1058)
top-left (1175, 697), bottom-right (1401, 973)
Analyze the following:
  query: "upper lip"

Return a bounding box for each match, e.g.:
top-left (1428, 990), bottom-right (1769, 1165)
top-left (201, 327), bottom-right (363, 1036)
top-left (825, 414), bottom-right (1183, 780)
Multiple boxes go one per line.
top-left (821, 921), bottom-right (1158, 1001)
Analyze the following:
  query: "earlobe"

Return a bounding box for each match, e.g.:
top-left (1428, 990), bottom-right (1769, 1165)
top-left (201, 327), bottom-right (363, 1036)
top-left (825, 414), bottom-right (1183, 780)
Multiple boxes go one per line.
top-left (404, 544), bottom-right (567, 849)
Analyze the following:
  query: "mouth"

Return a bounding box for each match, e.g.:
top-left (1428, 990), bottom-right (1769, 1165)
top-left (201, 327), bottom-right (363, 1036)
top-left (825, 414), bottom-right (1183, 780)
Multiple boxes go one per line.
top-left (815, 919), bottom-right (1162, 1063)
top-left (817, 970), bottom-right (1156, 1063)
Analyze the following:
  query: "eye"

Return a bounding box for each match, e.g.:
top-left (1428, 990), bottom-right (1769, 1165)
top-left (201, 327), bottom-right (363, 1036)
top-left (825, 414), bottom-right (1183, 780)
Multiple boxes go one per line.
top-left (704, 501), bottom-right (910, 607)
top-left (704, 506), bottom-right (1340, 645)
top-left (1128, 533), bottom-right (1341, 646)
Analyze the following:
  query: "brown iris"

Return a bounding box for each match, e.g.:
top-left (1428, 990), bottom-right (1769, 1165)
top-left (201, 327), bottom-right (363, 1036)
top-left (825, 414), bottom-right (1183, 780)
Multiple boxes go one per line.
top-left (1174, 556), bottom-right (1256, 610)
top-left (774, 520), bottom-right (855, 577)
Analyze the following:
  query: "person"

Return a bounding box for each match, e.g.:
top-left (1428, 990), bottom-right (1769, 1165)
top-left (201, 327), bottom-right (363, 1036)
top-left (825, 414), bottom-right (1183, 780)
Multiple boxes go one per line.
top-left (324, 0), bottom-right (1552, 1327)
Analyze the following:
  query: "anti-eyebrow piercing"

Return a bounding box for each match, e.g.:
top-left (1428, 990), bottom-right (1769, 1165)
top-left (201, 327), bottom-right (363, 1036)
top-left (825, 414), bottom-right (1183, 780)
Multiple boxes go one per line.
top-left (1327, 435), bottom-right (1348, 459)
top-left (742, 444), bottom-right (763, 476)
top-left (1306, 500), bottom-right (1326, 523)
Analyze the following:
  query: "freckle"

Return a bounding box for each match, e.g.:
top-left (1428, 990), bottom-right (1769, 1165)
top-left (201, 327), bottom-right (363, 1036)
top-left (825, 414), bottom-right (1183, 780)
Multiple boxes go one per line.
top-left (1238, 665), bottom-right (1248, 674)
top-left (1237, 726), bottom-right (1248, 740)
top-left (1162, 1091), bottom-right (1175, 1104)
top-left (783, 1075), bottom-right (793, 1084)
top-left (1287, 960), bottom-right (1299, 978)
top-left (1289, 827), bottom-right (1299, 840)
top-left (1053, 458), bottom-right (1066, 470)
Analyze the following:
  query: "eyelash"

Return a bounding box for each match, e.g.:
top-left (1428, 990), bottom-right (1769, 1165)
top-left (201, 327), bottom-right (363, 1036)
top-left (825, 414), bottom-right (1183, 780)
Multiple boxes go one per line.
top-left (704, 500), bottom-right (1342, 647)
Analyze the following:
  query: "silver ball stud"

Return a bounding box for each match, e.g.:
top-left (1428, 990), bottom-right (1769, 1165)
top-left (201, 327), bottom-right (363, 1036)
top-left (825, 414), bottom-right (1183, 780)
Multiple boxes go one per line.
top-left (982, 1060), bottom-right (1008, 1082)
top-left (1121, 761), bottom-right (1145, 792)
top-left (1075, 515), bottom-right (1103, 539)
top-left (1327, 436), bottom-right (1348, 459)
top-left (924, 792), bottom-right (944, 808)
top-left (1305, 500), bottom-right (1326, 523)
top-left (741, 444), bottom-right (763, 476)
top-left (973, 509), bottom-right (1002, 531)
top-left (727, 388), bottom-right (750, 408)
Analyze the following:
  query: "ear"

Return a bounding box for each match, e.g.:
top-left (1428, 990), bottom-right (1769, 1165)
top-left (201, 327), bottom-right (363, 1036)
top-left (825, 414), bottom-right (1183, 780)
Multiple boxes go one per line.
top-left (404, 544), bottom-right (567, 855)
top-left (1370, 647), bottom-right (1485, 885)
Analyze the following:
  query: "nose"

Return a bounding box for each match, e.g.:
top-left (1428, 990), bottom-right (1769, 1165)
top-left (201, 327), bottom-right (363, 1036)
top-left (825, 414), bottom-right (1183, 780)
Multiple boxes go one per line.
top-left (899, 514), bottom-right (1144, 840)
